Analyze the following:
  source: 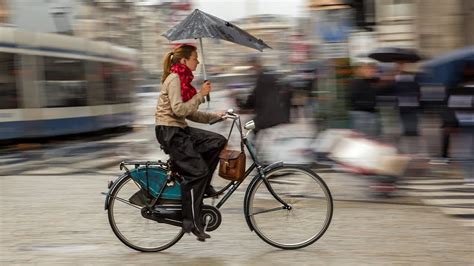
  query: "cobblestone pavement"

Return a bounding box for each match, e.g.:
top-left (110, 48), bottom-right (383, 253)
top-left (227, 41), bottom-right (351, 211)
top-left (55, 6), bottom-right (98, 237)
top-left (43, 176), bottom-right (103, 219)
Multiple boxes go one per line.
top-left (1, 169), bottom-right (473, 265)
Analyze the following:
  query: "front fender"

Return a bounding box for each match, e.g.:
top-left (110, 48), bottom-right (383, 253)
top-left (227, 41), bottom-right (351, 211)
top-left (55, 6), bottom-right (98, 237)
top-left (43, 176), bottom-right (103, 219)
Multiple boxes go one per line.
top-left (243, 161), bottom-right (284, 231)
top-left (103, 173), bottom-right (129, 210)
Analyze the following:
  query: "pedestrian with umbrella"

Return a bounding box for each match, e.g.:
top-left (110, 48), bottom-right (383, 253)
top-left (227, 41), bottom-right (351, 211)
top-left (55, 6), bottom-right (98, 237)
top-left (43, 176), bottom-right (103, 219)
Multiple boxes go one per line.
top-left (156, 9), bottom-right (271, 242)
top-left (368, 47), bottom-right (422, 140)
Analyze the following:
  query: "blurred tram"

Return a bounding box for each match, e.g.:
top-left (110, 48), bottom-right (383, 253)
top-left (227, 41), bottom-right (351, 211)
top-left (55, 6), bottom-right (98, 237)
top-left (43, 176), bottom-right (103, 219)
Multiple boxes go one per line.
top-left (0, 27), bottom-right (136, 140)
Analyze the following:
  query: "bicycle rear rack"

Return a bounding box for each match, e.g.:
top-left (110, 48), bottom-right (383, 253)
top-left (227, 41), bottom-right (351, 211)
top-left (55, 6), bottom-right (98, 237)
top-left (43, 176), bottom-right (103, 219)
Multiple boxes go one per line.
top-left (120, 160), bottom-right (169, 171)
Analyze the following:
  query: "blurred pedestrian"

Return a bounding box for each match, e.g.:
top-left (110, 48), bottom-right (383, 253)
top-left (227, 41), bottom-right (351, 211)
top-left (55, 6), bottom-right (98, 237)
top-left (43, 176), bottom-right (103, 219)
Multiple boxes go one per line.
top-left (348, 61), bottom-right (380, 137)
top-left (441, 61), bottom-right (474, 182)
top-left (241, 55), bottom-right (289, 135)
top-left (393, 61), bottom-right (421, 136)
top-left (238, 55), bottom-right (290, 164)
top-left (155, 44), bottom-right (227, 241)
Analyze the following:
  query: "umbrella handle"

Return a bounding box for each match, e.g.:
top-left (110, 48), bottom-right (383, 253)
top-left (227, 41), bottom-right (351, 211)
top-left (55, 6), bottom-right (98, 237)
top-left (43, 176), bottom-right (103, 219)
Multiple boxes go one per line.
top-left (199, 38), bottom-right (210, 102)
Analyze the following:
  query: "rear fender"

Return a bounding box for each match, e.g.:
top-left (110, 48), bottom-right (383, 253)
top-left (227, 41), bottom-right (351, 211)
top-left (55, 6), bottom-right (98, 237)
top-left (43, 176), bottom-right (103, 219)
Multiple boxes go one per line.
top-left (103, 173), bottom-right (129, 210)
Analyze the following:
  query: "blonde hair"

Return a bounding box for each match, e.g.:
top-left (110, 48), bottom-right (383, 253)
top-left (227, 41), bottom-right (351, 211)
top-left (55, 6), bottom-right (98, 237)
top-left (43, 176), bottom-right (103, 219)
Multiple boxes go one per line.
top-left (161, 44), bottom-right (197, 83)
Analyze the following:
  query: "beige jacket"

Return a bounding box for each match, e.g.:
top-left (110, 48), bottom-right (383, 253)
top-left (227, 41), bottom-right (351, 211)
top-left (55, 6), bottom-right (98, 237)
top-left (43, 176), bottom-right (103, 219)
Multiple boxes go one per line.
top-left (155, 73), bottom-right (218, 128)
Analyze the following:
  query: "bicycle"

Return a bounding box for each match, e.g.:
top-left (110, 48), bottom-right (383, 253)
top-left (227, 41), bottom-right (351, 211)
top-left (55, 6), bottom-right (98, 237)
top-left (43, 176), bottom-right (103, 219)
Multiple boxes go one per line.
top-left (103, 109), bottom-right (333, 252)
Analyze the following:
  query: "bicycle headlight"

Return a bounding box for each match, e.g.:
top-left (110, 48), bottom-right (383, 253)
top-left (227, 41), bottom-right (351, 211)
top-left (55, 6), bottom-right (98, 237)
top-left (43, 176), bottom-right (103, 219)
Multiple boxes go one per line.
top-left (244, 120), bottom-right (255, 130)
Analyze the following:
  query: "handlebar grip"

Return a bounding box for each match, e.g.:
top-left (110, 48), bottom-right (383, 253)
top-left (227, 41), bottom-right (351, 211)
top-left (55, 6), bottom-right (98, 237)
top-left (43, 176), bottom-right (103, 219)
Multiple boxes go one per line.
top-left (209, 116), bottom-right (223, 125)
top-left (203, 80), bottom-right (210, 102)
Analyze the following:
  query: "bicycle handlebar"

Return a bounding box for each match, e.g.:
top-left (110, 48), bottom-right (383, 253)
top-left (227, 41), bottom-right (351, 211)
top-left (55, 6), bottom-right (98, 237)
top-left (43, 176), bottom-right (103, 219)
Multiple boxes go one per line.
top-left (209, 110), bottom-right (239, 125)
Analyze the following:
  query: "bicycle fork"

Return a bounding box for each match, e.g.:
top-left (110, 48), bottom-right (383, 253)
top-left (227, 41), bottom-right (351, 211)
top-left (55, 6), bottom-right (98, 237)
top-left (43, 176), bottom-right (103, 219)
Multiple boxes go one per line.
top-left (257, 166), bottom-right (292, 210)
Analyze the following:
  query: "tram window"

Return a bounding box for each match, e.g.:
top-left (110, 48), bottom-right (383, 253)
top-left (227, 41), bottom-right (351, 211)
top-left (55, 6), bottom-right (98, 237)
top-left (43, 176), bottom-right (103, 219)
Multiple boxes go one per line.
top-left (0, 53), bottom-right (18, 109)
top-left (42, 57), bottom-right (87, 107)
top-left (86, 62), bottom-right (106, 105)
top-left (103, 63), bottom-right (132, 104)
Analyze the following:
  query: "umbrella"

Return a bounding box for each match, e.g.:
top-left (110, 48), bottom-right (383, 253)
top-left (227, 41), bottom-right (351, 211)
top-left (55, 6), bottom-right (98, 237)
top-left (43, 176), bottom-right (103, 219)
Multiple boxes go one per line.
top-left (162, 9), bottom-right (271, 102)
top-left (421, 45), bottom-right (474, 87)
top-left (368, 47), bottom-right (421, 63)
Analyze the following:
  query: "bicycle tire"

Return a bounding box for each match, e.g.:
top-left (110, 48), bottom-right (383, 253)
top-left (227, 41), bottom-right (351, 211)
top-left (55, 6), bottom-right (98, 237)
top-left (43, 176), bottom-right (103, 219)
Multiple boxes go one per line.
top-left (245, 165), bottom-right (333, 249)
top-left (107, 174), bottom-right (184, 252)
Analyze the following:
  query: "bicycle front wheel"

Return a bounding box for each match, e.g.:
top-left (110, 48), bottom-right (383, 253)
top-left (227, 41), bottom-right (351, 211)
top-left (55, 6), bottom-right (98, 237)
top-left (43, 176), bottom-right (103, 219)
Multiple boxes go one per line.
top-left (246, 166), bottom-right (333, 249)
top-left (107, 175), bottom-right (184, 252)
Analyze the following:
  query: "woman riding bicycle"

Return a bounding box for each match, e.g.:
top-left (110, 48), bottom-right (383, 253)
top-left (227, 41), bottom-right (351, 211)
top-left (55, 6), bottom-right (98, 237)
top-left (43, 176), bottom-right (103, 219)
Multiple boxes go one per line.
top-left (155, 44), bottom-right (227, 241)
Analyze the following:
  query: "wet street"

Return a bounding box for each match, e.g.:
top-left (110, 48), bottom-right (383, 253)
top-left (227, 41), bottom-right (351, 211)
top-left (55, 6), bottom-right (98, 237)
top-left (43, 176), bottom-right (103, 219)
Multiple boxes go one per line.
top-left (1, 90), bottom-right (473, 265)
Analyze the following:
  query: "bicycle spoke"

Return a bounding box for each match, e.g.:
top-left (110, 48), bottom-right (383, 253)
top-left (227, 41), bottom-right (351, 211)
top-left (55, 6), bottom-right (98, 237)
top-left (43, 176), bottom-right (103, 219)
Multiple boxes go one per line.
top-left (250, 206), bottom-right (287, 216)
top-left (110, 195), bottom-right (142, 209)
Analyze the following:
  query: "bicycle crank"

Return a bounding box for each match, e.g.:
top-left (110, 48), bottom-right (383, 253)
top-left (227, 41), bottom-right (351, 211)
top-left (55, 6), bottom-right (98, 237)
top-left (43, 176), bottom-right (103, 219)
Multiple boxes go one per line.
top-left (201, 205), bottom-right (221, 232)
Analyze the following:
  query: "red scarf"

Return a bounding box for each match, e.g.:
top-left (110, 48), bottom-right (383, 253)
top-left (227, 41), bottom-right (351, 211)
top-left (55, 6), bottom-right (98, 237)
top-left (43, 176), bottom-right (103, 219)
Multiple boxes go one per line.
top-left (170, 63), bottom-right (197, 102)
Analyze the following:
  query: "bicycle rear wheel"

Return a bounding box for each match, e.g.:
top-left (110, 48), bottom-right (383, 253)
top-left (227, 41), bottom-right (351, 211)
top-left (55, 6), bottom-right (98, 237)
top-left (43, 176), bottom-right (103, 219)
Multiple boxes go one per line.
top-left (107, 175), bottom-right (184, 252)
top-left (246, 166), bottom-right (333, 249)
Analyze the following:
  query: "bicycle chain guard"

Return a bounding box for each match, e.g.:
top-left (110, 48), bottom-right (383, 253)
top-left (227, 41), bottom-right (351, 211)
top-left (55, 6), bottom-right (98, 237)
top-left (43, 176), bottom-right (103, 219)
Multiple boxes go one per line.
top-left (201, 205), bottom-right (222, 232)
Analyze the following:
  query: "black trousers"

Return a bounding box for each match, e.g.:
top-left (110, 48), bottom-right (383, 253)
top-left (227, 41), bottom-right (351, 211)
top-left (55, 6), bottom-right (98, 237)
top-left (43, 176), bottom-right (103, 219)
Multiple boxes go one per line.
top-left (155, 125), bottom-right (226, 233)
top-left (442, 128), bottom-right (451, 158)
top-left (399, 108), bottom-right (419, 136)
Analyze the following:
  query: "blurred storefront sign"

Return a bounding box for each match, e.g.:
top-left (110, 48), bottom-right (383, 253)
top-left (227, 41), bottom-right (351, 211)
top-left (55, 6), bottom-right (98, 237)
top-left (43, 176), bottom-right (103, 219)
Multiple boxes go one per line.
top-left (313, 6), bottom-right (351, 59)
top-left (320, 42), bottom-right (349, 59)
top-left (308, 0), bottom-right (352, 55)
top-left (308, 0), bottom-right (352, 129)
top-left (314, 8), bottom-right (351, 43)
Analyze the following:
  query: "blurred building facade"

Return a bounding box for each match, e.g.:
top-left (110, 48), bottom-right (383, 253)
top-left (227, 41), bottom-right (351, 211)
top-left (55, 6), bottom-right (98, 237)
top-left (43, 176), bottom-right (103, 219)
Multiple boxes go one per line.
top-left (2, 0), bottom-right (471, 84)
top-left (375, 0), bottom-right (474, 56)
top-left (144, 0), bottom-right (193, 81)
top-left (74, 1), bottom-right (140, 50)
top-left (135, 3), bottom-right (164, 81)
top-left (415, 0), bottom-right (474, 57)
top-left (74, 0), bottom-right (193, 82)
top-left (363, 0), bottom-right (474, 57)
top-left (374, 0), bottom-right (417, 48)
top-left (0, 0), bottom-right (9, 25)
top-left (1, 0), bottom-right (76, 33)
top-left (0, 0), bottom-right (141, 48)
top-left (237, 14), bottom-right (294, 68)
top-left (307, 0), bottom-right (473, 60)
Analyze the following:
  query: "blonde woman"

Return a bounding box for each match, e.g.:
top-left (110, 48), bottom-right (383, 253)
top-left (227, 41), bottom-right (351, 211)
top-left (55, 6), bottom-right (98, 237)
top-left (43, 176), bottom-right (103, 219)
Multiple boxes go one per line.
top-left (155, 44), bottom-right (226, 241)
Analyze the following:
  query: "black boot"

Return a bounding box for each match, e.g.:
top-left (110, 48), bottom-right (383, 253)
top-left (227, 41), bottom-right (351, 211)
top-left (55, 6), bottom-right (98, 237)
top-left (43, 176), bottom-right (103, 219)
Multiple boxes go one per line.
top-left (192, 227), bottom-right (211, 242)
top-left (204, 185), bottom-right (218, 197)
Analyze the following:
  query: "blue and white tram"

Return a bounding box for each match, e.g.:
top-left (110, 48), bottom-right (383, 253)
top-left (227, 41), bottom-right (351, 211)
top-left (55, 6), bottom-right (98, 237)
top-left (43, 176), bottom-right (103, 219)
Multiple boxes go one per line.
top-left (0, 27), bottom-right (137, 140)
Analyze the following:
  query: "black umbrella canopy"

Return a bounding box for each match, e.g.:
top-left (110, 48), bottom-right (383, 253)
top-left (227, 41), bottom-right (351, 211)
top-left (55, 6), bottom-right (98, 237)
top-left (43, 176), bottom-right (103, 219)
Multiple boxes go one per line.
top-left (161, 9), bottom-right (271, 51)
top-left (368, 47), bottom-right (421, 63)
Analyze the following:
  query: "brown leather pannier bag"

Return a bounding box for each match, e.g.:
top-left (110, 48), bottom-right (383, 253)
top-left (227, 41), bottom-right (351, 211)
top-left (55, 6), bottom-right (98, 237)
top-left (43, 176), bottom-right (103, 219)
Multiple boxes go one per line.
top-left (218, 149), bottom-right (246, 181)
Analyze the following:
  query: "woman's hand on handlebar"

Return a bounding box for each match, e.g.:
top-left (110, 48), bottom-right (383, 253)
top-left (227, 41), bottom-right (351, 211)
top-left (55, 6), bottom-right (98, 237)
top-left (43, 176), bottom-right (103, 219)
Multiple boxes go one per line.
top-left (209, 111), bottom-right (226, 125)
top-left (209, 109), bottom-right (239, 125)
